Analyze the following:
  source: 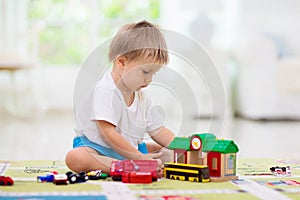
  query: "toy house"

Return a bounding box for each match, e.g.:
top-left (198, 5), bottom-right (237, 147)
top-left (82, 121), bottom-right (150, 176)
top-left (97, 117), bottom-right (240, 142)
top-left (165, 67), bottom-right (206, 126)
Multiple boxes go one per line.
top-left (167, 133), bottom-right (239, 182)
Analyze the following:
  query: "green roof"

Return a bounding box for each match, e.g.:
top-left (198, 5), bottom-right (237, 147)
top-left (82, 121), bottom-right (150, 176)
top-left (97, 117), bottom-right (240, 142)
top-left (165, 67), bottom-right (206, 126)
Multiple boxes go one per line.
top-left (205, 140), bottom-right (239, 153)
top-left (168, 133), bottom-right (217, 151)
top-left (167, 133), bottom-right (239, 153)
top-left (168, 137), bottom-right (191, 150)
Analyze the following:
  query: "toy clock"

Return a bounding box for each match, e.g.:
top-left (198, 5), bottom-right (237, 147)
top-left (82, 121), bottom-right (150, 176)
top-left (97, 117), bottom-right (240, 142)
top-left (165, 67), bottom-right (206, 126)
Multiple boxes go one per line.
top-left (190, 135), bottom-right (202, 150)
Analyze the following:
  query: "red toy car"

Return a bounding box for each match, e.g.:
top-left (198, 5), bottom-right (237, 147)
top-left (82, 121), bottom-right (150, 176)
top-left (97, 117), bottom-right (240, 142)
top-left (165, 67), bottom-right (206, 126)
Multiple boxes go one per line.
top-left (0, 176), bottom-right (14, 186)
top-left (110, 160), bottom-right (157, 183)
top-left (53, 174), bottom-right (68, 185)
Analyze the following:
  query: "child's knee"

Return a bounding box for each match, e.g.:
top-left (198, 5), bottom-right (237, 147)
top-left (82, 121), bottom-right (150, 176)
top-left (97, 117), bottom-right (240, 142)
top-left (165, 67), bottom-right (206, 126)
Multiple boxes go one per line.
top-left (65, 149), bottom-right (85, 172)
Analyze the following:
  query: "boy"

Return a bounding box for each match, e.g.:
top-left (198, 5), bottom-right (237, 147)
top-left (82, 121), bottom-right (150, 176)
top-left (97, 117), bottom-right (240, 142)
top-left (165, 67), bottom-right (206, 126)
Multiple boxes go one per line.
top-left (65, 21), bottom-right (175, 176)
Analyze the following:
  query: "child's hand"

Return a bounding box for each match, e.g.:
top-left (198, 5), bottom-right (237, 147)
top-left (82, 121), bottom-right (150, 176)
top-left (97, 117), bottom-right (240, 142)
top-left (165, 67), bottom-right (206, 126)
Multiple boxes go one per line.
top-left (139, 152), bottom-right (163, 179)
top-left (158, 147), bottom-right (173, 163)
top-left (155, 158), bottom-right (163, 179)
top-left (139, 151), bottom-right (162, 160)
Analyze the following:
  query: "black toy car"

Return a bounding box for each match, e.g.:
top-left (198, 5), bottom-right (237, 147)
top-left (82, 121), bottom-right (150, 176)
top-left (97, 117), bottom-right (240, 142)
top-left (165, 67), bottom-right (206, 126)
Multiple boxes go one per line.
top-left (66, 171), bottom-right (89, 184)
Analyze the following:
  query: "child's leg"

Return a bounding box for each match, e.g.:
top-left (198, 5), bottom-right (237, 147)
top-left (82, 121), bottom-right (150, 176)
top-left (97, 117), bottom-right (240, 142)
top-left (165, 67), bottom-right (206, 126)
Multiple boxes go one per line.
top-left (65, 147), bottom-right (117, 174)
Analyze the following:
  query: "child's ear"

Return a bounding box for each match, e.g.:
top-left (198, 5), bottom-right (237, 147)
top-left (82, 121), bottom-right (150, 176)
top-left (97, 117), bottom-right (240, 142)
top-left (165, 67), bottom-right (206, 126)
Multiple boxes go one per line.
top-left (116, 56), bottom-right (126, 68)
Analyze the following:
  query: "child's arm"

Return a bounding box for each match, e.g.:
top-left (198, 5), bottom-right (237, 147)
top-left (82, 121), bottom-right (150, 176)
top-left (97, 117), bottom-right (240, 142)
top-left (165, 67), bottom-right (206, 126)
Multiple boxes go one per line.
top-left (148, 127), bottom-right (175, 148)
top-left (96, 120), bottom-right (162, 160)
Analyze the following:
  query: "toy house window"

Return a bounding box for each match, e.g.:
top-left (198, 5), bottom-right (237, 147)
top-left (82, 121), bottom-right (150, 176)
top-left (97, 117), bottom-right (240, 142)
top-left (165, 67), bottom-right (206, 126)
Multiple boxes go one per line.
top-left (212, 158), bottom-right (218, 170)
top-left (227, 156), bottom-right (234, 169)
top-left (175, 153), bottom-right (185, 163)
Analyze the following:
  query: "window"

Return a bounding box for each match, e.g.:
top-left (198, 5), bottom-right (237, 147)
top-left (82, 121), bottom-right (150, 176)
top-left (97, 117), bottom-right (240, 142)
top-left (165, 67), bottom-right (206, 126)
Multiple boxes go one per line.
top-left (212, 158), bottom-right (218, 170)
top-left (28, 0), bottom-right (160, 66)
top-left (227, 154), bottom-right (234, 169)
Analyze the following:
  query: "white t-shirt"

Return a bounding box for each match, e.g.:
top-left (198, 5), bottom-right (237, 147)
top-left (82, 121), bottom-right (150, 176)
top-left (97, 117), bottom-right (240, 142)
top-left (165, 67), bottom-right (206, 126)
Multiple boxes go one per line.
top-left (74, 69), bottom-right (165, 149)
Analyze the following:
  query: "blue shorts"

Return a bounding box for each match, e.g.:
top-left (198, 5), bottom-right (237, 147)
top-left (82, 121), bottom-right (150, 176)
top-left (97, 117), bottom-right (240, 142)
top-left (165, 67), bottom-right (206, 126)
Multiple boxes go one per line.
top-left (73, 136), bottom-right (125, 160)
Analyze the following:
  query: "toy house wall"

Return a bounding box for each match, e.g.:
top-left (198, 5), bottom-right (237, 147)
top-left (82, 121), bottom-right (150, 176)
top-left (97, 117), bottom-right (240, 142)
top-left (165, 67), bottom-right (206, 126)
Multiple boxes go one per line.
top-left (174, 150), bottom-right (187, 164)
top-left (223, 153), bottom-right (236, 176)
top-left (187, 151), bottom-right (203, 165)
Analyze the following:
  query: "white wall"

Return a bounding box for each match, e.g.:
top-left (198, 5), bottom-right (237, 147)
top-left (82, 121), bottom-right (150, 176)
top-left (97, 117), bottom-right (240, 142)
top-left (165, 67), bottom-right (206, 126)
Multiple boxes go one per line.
top-left (233, 0), bottom-right (300, 54)
top-left (159, 0), bottom-right (234, 118)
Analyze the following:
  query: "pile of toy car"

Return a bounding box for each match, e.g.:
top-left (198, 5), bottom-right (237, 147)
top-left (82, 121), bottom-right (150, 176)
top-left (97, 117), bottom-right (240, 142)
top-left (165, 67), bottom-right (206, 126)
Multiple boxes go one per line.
top-left (37, 170), bottom-right (108, 185)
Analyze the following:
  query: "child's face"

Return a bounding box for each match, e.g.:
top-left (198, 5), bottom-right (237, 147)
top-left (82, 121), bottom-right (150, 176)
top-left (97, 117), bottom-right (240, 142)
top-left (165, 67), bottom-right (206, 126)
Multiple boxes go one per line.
top-left (120, 57), bottom-right (162, 91)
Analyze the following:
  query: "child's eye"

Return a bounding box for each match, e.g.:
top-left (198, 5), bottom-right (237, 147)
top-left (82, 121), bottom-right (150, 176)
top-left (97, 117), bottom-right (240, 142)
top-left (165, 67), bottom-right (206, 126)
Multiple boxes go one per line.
top-left (143, 70), bottom-right (150, 74)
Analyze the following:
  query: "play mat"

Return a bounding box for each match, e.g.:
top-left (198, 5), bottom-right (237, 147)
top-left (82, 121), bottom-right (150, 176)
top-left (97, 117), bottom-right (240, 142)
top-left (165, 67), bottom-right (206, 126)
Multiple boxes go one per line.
top-left (1, 158), bottom-right (300, 200)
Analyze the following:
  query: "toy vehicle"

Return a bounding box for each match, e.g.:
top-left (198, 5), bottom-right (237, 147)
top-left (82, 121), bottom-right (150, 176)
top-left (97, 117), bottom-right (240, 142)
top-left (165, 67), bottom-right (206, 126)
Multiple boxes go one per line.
top-left (270, 166), bottom-right (291, 176)
top-left (66, 171), bottom-right (89, 184)
top-left (0, 176), bottom-right (14, 186)
top-left (122, 172), bottom-right (153, 183)
top-left (164, 162), bottom-right (210, 183)
top-left (110, 160), bottom-right (157, 183)
top-left (37, 171), bottom-right (59, 182)
top-left (87, 170), bottom-right (108, 180)
top-left (53, 174), bottom-right (68, 185)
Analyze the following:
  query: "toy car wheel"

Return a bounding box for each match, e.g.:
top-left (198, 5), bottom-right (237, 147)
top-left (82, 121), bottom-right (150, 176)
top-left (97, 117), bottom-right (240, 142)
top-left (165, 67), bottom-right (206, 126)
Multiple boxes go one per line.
top-left (69, 174), bottom-right (77, 184)
top-left (0, 180), bottom-right (4, 185)
top-left (6, 181), bottom-right (13, 186)
top-left (282, 167), bottom-right (286, 172)
top-left (78, 172), bottom-right (89, 182)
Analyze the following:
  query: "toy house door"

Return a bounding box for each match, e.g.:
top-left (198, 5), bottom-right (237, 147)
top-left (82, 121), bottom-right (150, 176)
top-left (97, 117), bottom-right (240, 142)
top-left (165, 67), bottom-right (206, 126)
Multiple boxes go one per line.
top-left (207, 152), bottom-right (221, 177)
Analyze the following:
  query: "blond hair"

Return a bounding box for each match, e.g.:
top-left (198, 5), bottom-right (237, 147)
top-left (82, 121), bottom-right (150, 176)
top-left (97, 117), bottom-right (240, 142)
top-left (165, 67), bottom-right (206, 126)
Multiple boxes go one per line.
top-left (109, 20), bottom-right (169, 65)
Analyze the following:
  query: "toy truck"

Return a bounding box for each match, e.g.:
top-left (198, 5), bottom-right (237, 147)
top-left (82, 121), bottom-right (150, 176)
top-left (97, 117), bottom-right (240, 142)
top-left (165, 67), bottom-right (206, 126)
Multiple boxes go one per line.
top-left (110, 160), bottom-right (157, 183)
top-left (122, 172), bottom-right (153, 183)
